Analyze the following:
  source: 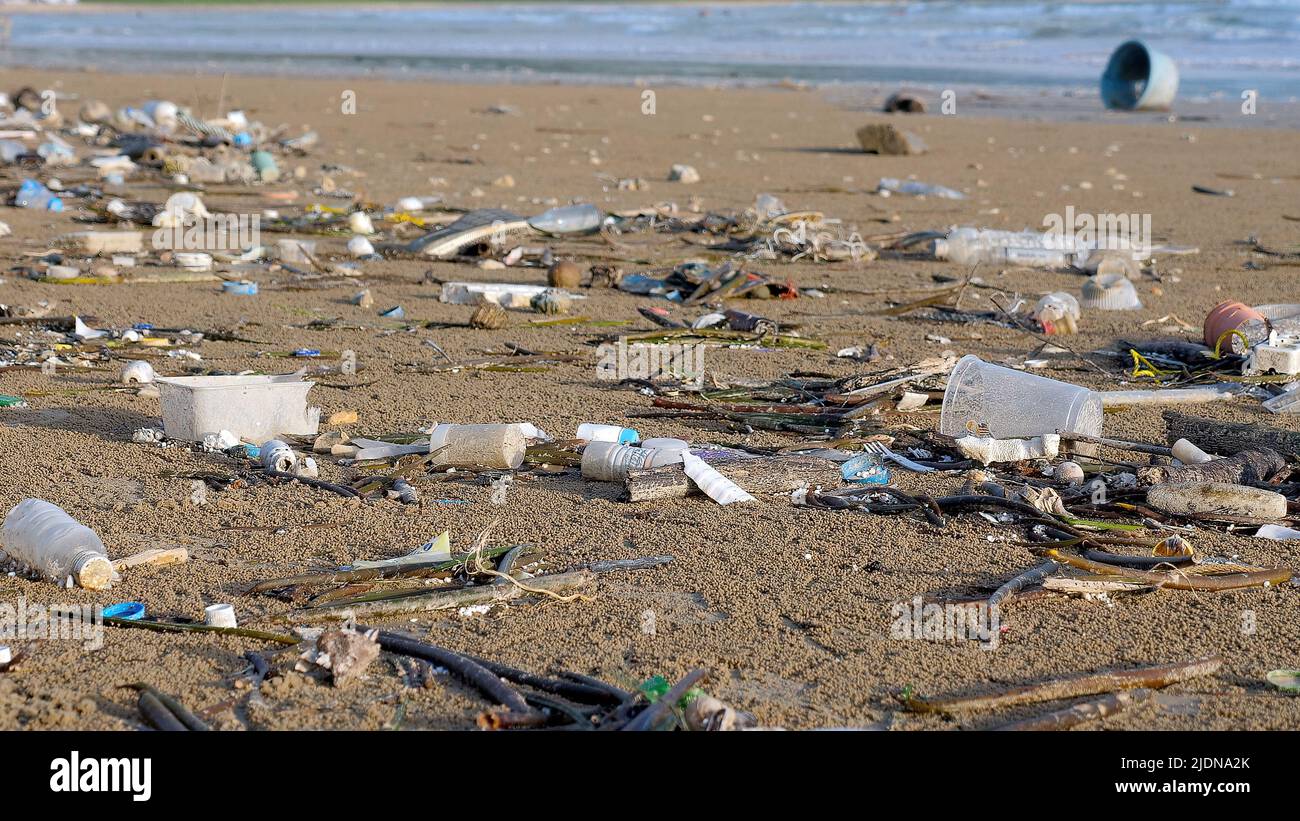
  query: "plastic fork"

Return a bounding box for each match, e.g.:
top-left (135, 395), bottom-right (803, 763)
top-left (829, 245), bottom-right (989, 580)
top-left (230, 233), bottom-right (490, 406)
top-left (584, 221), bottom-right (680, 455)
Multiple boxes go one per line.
top-left (862, 441), bottom-right (936, 473)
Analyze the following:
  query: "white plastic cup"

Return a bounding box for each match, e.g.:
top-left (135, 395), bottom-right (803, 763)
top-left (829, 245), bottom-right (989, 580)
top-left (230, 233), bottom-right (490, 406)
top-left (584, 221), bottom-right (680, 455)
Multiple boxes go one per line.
top-left (940, 355), bottom-right (1103, 440)
top-left (204, 604), bottom-right (237, 628)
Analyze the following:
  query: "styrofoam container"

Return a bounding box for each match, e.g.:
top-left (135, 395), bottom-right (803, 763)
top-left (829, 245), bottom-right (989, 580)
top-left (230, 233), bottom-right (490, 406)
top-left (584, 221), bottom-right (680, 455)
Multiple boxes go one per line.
top-left (155, 374), bottom-right (320, 442)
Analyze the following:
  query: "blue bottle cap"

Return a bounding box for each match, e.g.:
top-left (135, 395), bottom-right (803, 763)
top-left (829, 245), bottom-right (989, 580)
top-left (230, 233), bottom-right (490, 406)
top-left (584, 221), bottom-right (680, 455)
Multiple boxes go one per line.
top-left (617, 428), bottom-right (640, 444)
top-left (103, 602), bottom-right (146, 620)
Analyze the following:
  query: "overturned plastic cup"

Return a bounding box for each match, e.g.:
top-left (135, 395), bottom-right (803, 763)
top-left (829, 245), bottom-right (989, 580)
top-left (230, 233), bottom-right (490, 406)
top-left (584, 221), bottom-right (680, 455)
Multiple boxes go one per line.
top-left (1080, 273), bottom-right (1142, 310)
top-left (940, 355), bottom-right (1103, 440)
top-left (1101, 40), bottom-right (1179, 111)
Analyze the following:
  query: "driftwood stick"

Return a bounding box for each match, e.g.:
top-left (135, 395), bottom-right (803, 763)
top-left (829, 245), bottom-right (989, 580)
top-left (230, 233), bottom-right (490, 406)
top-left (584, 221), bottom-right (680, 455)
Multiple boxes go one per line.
top-left (993, 688), bottom-right (1154, 731)
top-left (299, 569), bottom-right (595, 620)
top-left (625, 455), bottom-right (841, 502)
top-left (905, 656), bottom-right (1221, 714)
top-left (1163, 411), bottom-right (1300, 458)
top-left (1137, 448), bottom-right (1286, 485)
top-left (1044, 549), bottom-right (1291, 590)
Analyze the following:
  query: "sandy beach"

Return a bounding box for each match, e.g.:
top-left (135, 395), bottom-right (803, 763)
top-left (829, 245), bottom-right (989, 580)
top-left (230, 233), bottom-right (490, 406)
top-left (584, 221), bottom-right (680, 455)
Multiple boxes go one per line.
top-left (0, 64), bottom-right (1298, 731)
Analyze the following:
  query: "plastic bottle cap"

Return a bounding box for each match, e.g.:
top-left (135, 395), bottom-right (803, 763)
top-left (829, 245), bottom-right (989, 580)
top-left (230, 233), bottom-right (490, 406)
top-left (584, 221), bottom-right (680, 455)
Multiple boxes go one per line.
top-left (205, 604), bottom-right (238, 628)
top-left (0, 646), bottom-right (11, 665)
top-left (103, 602), bottom-right (146, 620)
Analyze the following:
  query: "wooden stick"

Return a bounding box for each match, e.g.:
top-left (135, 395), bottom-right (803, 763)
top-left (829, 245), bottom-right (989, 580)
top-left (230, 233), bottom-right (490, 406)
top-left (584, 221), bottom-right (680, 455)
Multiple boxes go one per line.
top-left (993, 688), bottom-right (1154, 731)
top-left (905, 655), bottom-right (1221, 714)
top-left (113, 547), bottom-right (189, 572)
top-left (1045, 549), bottom-right (1291, 591)
top-left (1164, 411), bottom-right (1300, 458)
top-left (104, 616), bottom-right (299, 645)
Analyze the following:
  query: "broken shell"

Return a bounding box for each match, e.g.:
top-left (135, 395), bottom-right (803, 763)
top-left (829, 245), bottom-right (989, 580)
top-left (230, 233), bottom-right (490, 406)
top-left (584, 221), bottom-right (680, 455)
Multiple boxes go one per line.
top-left (120, 360), bottom-right (155, 385)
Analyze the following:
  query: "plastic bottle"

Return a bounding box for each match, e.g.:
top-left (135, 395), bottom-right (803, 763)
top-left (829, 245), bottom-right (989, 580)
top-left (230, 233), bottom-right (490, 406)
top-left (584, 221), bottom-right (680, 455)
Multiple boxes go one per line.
top-left (0, 499), bottom-right (115, 589)
top-left (428, 424), bottom-right (526, 470)
top-left (581, 442), bottom-right (684, 481)
top-left (576, 423), bottom-right (639, 444)
top-left (877, 178), bottom-right (965, 200)
top-left (935, 227), bottom-right (1082, 266)
top-left (528, 204), bottom-right (603, 235)
top-left (14, 179), bottom-right (64, 211)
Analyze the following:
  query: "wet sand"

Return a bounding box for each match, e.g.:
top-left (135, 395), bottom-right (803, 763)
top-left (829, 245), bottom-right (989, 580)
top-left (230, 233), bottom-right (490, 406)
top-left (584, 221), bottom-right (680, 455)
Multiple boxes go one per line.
top-left (0, 68), bottom-right (1298, 730)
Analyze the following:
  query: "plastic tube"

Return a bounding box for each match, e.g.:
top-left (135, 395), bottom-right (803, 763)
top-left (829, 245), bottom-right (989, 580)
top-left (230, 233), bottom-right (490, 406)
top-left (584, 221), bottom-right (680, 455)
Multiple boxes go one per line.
top-left (1099, 386), bottom-right (1235, 407)
top-left (680, 452), bottom-right (754, 505)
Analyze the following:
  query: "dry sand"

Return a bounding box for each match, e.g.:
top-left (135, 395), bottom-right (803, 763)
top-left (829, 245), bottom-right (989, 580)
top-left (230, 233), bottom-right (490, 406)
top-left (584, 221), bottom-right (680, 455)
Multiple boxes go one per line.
top-left (0, 69), bottom-right (1297, 730)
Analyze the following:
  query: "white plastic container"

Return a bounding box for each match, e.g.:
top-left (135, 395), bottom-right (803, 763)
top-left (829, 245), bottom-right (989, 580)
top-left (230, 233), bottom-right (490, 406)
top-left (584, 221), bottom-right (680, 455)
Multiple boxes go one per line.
top-left (428, 424), bottom-right (526, 470)
top-left (155, 374), bottom-right (321, 442)
top-left (1, 499), bottom-right (116, 589)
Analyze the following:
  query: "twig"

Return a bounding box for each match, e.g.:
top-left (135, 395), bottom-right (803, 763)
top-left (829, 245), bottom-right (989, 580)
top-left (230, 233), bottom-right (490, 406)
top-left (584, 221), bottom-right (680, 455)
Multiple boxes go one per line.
top-left (1043, 549), bottom-right (1291, 590)
top-left (904, 656), bottom-right (1221, 713)
top-left (993, 688), bottom-right (1154, 731)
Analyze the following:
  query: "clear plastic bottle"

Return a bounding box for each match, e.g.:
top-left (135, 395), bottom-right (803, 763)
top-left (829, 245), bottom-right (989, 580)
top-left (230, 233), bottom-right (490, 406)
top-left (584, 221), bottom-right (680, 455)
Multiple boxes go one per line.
top-left (528, 203), bottom-right (603, 235)
top-left (935, 227), bottom-right (1081, 267)
top-left (877, 178), bottom-right (965, 200)
top-left (1, 499), bottom-right (115, 589)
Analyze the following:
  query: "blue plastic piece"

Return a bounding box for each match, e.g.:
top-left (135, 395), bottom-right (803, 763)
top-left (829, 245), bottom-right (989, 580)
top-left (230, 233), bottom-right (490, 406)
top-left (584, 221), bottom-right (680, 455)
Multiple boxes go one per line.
top-left (841, 453), bottom-right (890, 485)
top-left (103, 602), bottom-right (146, 620)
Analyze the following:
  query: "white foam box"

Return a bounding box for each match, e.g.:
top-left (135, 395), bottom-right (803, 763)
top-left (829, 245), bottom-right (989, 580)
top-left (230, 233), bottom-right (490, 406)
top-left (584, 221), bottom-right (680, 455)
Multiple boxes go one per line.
top-left (155, 374), bottom-right (320, 442)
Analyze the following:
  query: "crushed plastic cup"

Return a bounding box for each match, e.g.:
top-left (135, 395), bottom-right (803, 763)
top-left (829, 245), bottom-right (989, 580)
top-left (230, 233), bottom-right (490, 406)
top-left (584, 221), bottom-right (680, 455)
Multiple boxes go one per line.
top-left (1080, 273), bottom-right (1142, 310)
top-left (940, 355), bottom-right (1103, 441)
